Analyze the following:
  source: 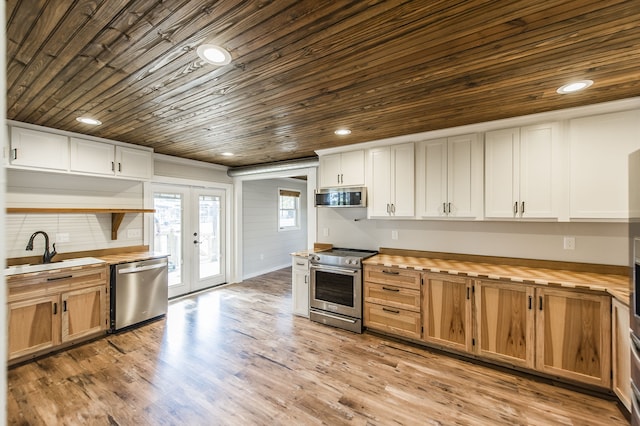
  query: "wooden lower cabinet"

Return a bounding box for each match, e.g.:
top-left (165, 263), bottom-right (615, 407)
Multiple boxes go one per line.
top-left (62, 285), bottom-right (107, 343)
top-left (536, 288), bottom-right (611, 388)
top-left (475, 280), bottom-right (535, 368)
top-left (7, 264), bottom-right (109, 364)
top-left (611, 298), bottom-right (631, 410)
top-left (364, 265), bottom-right (421, 339)
top-left (422, 273), bottom-right (472, 352)
top-left (8, 295), bottom-right (60, 360)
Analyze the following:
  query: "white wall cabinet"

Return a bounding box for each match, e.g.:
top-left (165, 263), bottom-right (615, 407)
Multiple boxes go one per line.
top-left (291, 256), bottom-right (309, 317)
top-left (70, 137), bottom-right (153, 180)
top-left (416, 134), bottom-right (482, 218)
top-left (319, 150), bottom-right (365, 188)
top-left (485, 123), bottom-right (559, 219)
top-left (9, 127), bottom-right (69, 171)
top-left (569, 109), bottom-right (640, 220)
top-left (368, 143), bottom-right (414, 218)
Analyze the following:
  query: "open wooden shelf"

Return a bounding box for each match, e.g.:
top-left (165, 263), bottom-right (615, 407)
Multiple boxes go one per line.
top-left (6, 208), bottom-right (155, 240)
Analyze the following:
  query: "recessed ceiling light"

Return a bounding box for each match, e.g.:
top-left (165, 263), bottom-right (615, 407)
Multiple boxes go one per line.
top-left (197, 44), bottom-right (231, 66)
top-left (221, 152), bottom-right (234, 157)
top-left (334, 129), bottom-right (351, 136)
top-left (556, 80), bottom-right (593, 94)
top-left (76, 117), bottom-right (102, 125)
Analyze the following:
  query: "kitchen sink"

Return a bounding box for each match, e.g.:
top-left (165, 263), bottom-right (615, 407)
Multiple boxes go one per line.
top-left (4, 257), bottom-right (105, 276)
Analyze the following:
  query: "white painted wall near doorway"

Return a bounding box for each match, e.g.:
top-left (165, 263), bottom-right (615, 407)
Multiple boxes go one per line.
top-left (243, 178), bottom-right (307, 279)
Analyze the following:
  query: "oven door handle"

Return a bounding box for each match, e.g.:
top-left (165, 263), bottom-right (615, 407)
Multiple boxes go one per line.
top-left (310, 265), bottom-right (359, 275)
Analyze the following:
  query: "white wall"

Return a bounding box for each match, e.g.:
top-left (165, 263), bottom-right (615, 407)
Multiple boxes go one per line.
top-left (317, 208), bottom-right (628, 265)
top-left (5, 169), bottom-right (146, 258)
top-left (243, 178), bottom-right (307, 278)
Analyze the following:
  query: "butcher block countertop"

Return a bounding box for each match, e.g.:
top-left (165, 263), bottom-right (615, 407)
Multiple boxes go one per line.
top-left (97, 251), bottom-right (168, 265)
top-left (364, 252), bottom-right (630, 305)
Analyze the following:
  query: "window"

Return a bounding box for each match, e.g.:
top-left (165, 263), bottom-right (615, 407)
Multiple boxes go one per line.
top-left (279, 188), bottom-right (300, 230)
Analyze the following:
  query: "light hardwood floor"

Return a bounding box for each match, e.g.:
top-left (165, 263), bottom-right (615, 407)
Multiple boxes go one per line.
top-left (7, 268), bottom-right (629, 425)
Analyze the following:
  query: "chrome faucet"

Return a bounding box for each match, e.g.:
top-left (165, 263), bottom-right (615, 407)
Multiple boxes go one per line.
top-left (26, 231), bottom-right (57, 263)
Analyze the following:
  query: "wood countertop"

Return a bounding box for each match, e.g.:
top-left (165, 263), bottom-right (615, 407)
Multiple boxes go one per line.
top-left (97, 251), bottom-right (169, 265)
top-left (364, 254), bottom-right (630, 305)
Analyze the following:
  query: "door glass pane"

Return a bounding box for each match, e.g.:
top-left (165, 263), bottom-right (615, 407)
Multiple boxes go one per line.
top-left (199, 195), bottom-right (220, 279)
top-left (154, 193), bottom-right (183, 286)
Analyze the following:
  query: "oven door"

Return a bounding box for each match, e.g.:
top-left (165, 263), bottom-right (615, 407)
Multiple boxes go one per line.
top-left (310, 264), bottom-right (361, 319)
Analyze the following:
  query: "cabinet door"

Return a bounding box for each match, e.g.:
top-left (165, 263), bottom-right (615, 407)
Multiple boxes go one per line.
top-left (612, 298), bottom-right (631, 410)
top-left (485, 128), bottom-right (519, 218)
top-left (569, 110), bottom-right (640, 219)
top-left (416, 138), bottom-right (448, 217)
top-left (340, 150), bottom-right (365, 187)
top-left (422, 273), bottom-right (472, 352)
top-left (519, 123), bottom-right (558, 218)
top-left (8, 295), bottom-right (60, 360)
top-left (536, 288), bottom-right (611, 388)
top-left (390, 143), bottom-right (415, 217)
top-left (70, 137), bottom-right (115, 175)
top-left (10, 127), bottom-right (69, 171)
top-left (475, 280), bottom-right (535, 368)
top-left (368, 147), bottom-right (392, 217)
top-left (61, 285), bottom-right (106, 342)
top-left (292, 257), bottom-right (309, 317)
top-left (115, 146), bottom-right (153, 179)
top-left (319, 153), bottom-right (342, 187)
top-left (448, 134), bottom-right (481, 218)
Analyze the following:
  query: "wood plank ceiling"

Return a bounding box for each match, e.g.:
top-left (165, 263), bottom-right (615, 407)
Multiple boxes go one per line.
top-left (6, 0), bottom-right (640, 168)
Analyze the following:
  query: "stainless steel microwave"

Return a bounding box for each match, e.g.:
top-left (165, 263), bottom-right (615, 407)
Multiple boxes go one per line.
top-left (314, 187), bottom-right (367, 207)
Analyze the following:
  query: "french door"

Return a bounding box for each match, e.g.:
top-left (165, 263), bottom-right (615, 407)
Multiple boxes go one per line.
top-left (152, 185), bottom-right (226, 298)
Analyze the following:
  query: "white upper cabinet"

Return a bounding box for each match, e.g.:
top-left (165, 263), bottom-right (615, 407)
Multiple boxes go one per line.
top-left (485, 123), bottom-right (560, 219)
top-left (10, 127), bottom-right (69, 171)
top-left (319, 150), bottom-right (365, 188)
top-left (70, 138), bottom-right (115, 175)
top-left (368, 143), bottom-right (414, 218)
top-left (416, 134), bottom-right (482, 219)
top-left (569, 109), bottom-right (640, 220)
top-left (115, 146), bottom-right (153, 180)
top-left (70, 137), bottom-right (153, 180)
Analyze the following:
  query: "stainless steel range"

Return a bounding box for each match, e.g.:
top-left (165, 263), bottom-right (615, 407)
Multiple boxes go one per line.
top-left (309, 248), bottom-right (377, 333)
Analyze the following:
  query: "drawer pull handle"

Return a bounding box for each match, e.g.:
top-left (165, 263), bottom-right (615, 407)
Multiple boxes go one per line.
top-left (63, 300), bottom-right (67, 312)
top-left (296, 262), bottom-right (305, 266)
top-left (539, 296), bottom-right (543, 311)
top-left (382, 270), bottom-right (399, 275)
top-left (466, 287), bottom-right (470, 300)
top-left (528, 295), bottom-right (532, 310)
top-left (382, 286), bottom-right (400, 292)
top-left (47, 275), bottom-right (73, 282)
top-left (382, 307), bottom-right (400, 314)
top-left (53, 302), bottom-right (57, 315)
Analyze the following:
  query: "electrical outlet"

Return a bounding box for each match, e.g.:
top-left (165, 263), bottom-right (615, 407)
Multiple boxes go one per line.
top-left (391, 230), bottom-right (398, 240)
top-left (563, 236), bottom-right (575, 250)
top-left (323, 228), bottom-right (329, 237)
top-left (127, 229), bottom-right (142, 238)
top-left (55, 233), bottom-right (70, 242)
top-left (260, 253), bottom-right (264, 260)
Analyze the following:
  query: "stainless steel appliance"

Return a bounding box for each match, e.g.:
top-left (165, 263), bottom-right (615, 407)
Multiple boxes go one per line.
top-left (309, 248), bottom-right (377, 333)
top-left (314, 187), bottom-right (367, 207)
top-left (110, 257), bottom-right (169, 331)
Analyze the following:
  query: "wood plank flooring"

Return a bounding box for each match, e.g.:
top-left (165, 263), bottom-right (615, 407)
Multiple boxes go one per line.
top-left (7, 268), bottom-right (629, 425)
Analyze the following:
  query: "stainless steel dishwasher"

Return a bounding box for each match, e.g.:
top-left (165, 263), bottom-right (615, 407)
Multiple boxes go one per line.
top-left (110, 257), bottom-right (168, 331)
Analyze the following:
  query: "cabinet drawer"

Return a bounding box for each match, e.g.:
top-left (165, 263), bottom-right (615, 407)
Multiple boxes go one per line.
top-left (364, 265), bottom-right (421, 290)
top-left (292, 257), bottom-right (309, 270)
top-left (364, 303), bottom-right (421, 339)
top-left (364, 281), bottom-right (420, 311)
